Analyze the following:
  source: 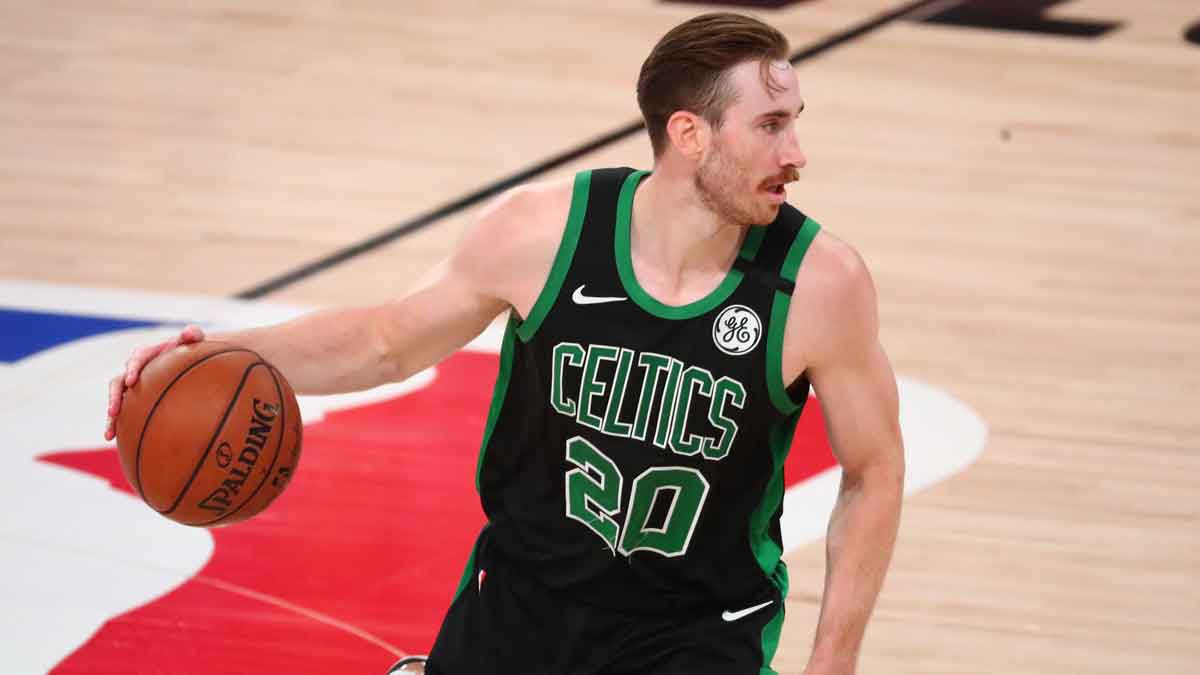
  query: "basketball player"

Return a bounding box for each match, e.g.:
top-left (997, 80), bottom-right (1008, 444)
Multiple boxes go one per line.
top-left (106, 13), bottom-right (904, 675)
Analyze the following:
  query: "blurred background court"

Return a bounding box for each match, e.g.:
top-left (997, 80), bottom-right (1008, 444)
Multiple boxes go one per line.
top-left (1, 1), bottom-right (1197, 673)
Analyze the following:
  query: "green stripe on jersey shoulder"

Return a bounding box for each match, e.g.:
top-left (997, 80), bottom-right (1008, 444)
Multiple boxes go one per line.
top-left (740, 225), bottom-right (767, 261)
top-left (765, 216), bottom-right (821, 414)
top-left (475, 317), bottom-right (518, 492)
top-left (515, 170), bottom-right (591, 342)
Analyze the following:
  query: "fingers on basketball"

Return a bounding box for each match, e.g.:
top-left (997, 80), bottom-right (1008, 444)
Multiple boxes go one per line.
top-left (108, 327), bottom-right (208, 439)
top-left (114, 341), bottom-right (303, 527)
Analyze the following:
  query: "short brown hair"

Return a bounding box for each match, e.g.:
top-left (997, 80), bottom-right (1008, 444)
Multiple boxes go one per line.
top-left (637, 13), bottom-right (790, 157)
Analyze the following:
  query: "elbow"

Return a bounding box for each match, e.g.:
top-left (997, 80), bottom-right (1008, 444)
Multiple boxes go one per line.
top-left (880, 446), bottom-right (906, 497)
top-left (875, 429), bottom-right (907, 494)
top-left (889, 444), bottom-right (906, 490)
top-left (380, 353), bottom-right (412, 384)
top-left (366, 307), bottom-right (410, 383)
top-left (844, 445), bottom-right (905, 497)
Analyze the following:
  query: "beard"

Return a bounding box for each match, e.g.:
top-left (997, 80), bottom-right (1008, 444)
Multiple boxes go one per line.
top-left (694, 141), bottom-right (779, 227)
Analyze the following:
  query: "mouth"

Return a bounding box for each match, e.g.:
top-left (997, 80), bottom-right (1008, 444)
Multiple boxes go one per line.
top-left (762, 182), bottom-right (787, 204)
top-left (761, 168), bottom-right (799, 204)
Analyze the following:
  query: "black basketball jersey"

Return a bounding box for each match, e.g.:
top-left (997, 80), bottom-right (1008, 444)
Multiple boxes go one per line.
top-left (472, 167), bottom-right (821, 615)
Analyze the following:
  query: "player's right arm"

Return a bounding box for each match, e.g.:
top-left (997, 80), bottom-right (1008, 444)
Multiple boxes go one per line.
top-left (105, 179), bottom-right (573, 440)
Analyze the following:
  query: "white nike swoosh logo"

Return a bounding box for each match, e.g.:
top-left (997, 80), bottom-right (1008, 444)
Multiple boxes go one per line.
top-left (571, 285), bottom-right (626, 305)
top-left (721, 600), bottom-right (774, 622)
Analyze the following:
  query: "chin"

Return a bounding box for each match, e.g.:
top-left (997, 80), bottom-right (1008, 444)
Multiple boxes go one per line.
top-left (751, 204), bottom-right (781, 226)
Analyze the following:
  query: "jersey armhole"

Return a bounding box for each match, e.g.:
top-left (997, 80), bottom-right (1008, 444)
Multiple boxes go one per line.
top-left (765, 216), bottom-right (821, 414)
top-left (514, 170), bottom-right (591, 342)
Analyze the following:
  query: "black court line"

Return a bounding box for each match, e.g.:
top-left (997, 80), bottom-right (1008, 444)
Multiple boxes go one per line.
top-left (235, 0), bottom-right (949, 300)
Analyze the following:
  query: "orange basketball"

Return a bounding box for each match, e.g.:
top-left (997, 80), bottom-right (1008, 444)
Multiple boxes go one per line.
top-left (115, 341), bottom-right (303, 527)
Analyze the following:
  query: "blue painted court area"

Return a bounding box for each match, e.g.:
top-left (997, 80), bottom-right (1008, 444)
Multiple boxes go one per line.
top-left (0, 308), bottom-right (157, 363)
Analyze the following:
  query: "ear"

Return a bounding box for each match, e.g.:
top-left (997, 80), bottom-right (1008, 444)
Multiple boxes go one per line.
top-left (664, 110), bottom-right (709, 161)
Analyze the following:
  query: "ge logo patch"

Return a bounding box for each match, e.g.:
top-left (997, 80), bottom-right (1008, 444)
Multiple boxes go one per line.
top-left (713, 305), bottom-right (761, 356)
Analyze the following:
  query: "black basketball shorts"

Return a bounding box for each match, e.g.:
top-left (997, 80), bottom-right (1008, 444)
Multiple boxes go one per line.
top-left (426, 530), bottom-right (787, 675)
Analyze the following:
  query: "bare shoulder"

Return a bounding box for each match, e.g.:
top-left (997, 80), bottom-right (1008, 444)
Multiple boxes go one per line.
top-left (783, 229), bottom-right (880, 376)
top-left (452, 177), bottom-right (576, 316)
top-left (796, 230), bottom-right (876, 307)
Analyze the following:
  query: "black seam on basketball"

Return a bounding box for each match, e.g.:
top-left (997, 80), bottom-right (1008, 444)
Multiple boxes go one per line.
top-left (273, 363), bottom-right (303, 480)
top-left (160, 357), bottom-right (261, 515)
top-left (133, 347), bottom-right (257, 505)
top-left (195, 362), bottom-right (287, 526)
top-left (267, 363), bottom-right (303, 474)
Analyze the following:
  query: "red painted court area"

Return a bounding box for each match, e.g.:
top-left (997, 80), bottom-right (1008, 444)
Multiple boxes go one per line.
top-left (42, 350), bottom-right (835, 674)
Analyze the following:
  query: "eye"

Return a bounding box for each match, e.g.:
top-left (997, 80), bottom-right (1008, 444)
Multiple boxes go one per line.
top-left (762, 121), bottom-right (780, 133)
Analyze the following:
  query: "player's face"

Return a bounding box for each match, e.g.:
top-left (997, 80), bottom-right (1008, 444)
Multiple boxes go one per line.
top-left (695, 59), bottom-right (806, 226)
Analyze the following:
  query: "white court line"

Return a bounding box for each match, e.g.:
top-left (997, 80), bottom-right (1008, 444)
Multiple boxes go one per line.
top-left (4, 531), bottom-right (405, 661)
top-left (194, 575), bottom-right (406, 658)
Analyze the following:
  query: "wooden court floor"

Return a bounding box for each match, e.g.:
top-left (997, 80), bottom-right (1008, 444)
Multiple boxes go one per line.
top-left (2, 1), bottom-right (1197, 673)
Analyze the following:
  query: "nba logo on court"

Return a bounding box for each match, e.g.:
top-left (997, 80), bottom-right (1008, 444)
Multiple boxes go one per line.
top-left (1, 281), bottom-right (985, 674)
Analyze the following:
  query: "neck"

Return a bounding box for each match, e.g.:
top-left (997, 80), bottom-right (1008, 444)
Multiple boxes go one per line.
top-left (630, 164), bottom-right (748, 300)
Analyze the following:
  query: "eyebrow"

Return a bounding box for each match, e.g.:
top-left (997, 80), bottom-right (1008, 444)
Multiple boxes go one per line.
top-left (756, 101), bottom-right (806, 122)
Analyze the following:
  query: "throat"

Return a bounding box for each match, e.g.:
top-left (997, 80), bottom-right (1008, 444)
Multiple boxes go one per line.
top-left (628, 226), bottom-right (749, 307)
top-left (625, 171), bottom-right (750, 307)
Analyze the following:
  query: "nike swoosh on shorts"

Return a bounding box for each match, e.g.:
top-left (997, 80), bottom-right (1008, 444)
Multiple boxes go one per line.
top-left (721, 600), bottom-right (774, 622)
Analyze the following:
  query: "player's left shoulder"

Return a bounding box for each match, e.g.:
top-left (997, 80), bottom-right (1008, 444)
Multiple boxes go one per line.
top-left (783, 229), bottom-right (880, 371)
top-left (795, 229), bottom-right (878, 323)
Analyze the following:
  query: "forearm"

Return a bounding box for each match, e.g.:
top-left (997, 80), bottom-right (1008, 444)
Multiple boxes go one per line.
top-left (807, 463), bottom-right (903, 674)
top-left (211, 306), bottom-right (393, 395)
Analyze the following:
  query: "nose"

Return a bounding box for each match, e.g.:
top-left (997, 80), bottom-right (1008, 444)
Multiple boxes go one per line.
top-left (781, 132), bottom-right (807, 170)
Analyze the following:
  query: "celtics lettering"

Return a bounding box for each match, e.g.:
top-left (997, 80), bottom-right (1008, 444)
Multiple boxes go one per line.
top-left (550, 342), bottom-right (745, 461)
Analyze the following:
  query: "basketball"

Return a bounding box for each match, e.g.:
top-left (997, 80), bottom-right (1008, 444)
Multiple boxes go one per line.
top-left (114, 341), bottom-right (303, 527)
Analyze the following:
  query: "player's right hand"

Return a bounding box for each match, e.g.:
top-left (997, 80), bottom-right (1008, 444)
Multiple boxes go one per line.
top-left (105, 325), bottom-right (206, 441)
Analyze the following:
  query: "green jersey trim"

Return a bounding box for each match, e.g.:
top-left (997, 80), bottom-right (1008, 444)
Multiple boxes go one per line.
top-left (759, 592), bottom-right (787, 675)
top-left (451, 528), bottom-right (484, 603)
top-left (614, 170), bottom-right (761, 320)
top-left (741, 224), bottom-right (768, 261)
top-left (765, 216), bottom-right (821, 414)
top-left (475, 317), bottom-right (518, 492)
top-left (748, 414), bottom-right (801, 580)
top-left (515, 170), bottom-right (591, 342)
top-left (749, 413), bottom-right (796, 674)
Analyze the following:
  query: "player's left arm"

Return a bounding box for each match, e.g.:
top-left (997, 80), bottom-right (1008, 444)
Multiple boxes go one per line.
top-left (787, 235), bottom-right (905, 675)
